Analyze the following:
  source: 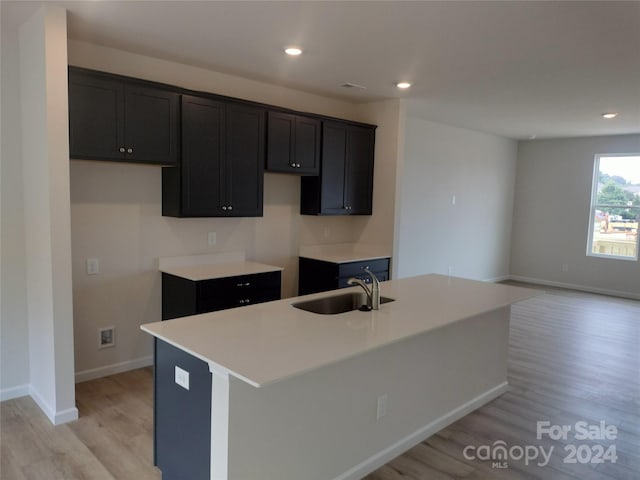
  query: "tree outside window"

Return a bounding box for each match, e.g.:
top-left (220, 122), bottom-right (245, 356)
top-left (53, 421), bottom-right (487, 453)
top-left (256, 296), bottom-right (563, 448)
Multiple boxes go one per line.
top-left (587, 155), bottom-right (640, 260)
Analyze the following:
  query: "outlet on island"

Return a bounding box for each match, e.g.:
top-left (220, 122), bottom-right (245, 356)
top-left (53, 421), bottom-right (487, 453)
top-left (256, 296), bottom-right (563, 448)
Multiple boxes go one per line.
top-left (175, 366), bottom-right (190, 390)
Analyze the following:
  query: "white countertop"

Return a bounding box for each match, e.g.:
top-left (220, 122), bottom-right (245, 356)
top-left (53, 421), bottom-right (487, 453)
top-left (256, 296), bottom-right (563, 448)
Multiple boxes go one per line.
top-left (160, 261), bottom-right (283, 282)
top-left (141, 274), bottom-right (539, 388)
top-left (299, 243), bottom-right (391, 263)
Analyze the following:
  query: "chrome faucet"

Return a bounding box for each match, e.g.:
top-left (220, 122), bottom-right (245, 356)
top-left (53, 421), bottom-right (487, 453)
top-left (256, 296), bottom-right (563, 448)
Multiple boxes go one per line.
top-left (347, 268), bottom-right (380, 310)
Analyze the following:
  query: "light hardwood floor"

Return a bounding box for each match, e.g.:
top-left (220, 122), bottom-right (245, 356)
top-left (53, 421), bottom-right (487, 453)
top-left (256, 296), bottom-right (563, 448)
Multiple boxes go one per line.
top-left (2, 285), bottom-right (639, 479)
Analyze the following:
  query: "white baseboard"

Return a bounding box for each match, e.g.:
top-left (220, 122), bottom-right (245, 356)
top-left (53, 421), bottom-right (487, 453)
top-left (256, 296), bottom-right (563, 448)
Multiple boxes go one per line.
top-left (333, 381), bottom-right (509, 480)
top-left (0, 383), bottom-right (30, 402)
top-left (484, 274), bottom-right (511, 283)
top-left (29, 385), bottom-right (79, 425)
top-left (75, 355), bottom-right (153, 383)
top-left (509, 275), bottom-right (640, 300)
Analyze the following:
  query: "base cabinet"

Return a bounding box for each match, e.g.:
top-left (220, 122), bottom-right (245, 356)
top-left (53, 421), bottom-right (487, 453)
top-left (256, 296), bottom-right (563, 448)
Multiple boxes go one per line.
top-left (298, 257), bottom-right (390, 295)
top-left (162, 270), bottom-right (281, 320)
top-left (154, 339), bottom-right (211, 480)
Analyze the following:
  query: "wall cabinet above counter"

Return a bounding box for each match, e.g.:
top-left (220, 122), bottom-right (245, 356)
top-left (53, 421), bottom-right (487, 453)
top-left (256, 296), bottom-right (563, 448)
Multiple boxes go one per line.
top-left (68, 68), bottom-right (179, 165)
top-left (162, 95), bottom-right (265, 218)
top-left (67, 66), bottom-right (377, 218)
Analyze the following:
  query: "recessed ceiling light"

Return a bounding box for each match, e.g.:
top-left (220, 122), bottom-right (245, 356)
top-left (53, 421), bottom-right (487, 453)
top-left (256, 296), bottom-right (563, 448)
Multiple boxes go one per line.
top-left (602, 113), bottom-right (618, 119)
top-left (396, 82), bottom-right (412, 89)
top-left (284, 47), bottom-right (302, 56)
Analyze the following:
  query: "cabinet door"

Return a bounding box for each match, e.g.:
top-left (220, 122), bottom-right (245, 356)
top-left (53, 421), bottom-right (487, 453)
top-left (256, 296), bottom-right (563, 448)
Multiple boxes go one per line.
top-left (180, 95), bottom-right (226, 216)
top-left (124, 85), bottom-right (179, 165)
top-left (266, 111), bottom-right (295, 172)
top-left (68, 70), bottom-right (124, 161)
top-left (319, 121), bottom-right (349, 214)
top-left (294, 115), bottom-right (321, 175)
top-left (225, 103), bottom-right (265, 217)
top-left (345, 125), bottom-right (375, 214)
top-left (266, 112), bottom-right (320, 175)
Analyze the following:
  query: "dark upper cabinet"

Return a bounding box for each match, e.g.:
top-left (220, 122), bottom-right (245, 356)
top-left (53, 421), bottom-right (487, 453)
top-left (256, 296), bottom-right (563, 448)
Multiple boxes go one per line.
top-left (162, 95), bottom-right (265, 217)
top-left (266, 111), bottom-right (320, 175)
top-left (300, 121), bottom-right (375, 215)
top-left (68, 68), bottom-right (179, 165)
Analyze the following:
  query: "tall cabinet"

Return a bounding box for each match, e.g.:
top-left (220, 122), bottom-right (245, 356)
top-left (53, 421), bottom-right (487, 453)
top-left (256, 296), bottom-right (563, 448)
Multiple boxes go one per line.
top-left (162, 95), bottom-right (265, 217)
top-left (300, 121), bottom-right (376, 215)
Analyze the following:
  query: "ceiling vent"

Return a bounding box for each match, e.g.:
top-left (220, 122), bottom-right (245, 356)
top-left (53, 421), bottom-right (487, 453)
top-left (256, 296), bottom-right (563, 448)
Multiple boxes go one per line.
top-left (341, 82), bottom-right (367, 90)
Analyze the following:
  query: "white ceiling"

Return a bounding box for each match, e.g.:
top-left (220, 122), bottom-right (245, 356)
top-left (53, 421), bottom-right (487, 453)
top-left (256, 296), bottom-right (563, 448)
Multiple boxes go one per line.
top-left (4, 1), bottom-right (640, 139)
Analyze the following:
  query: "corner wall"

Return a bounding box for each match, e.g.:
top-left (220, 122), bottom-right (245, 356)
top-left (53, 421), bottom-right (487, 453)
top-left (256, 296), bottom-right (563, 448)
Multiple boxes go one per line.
top-left (394, 116), bottom-right (517, 281)
top-left (511, 134), bottom-right (640, 297)
top-left (18, 5), bottom-right (77, 423)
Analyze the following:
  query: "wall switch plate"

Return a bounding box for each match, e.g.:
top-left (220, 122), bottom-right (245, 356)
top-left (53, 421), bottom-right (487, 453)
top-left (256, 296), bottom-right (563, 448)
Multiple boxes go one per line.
top-left (87, 258), bottom-right (100, 275)
top-left (207, 232), bottom-right (217, 246)
top-left (451, 194), bottom-right (457, 206)
top-left (175, 366), bottom-right (190, 390)
top-left (377, 394), bottom-right (388, 420)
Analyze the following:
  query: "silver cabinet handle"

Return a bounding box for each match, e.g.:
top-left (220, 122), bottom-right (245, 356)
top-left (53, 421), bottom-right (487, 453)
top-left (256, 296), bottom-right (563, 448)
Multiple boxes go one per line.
top-left (236, 282), bottom-right (251, 287)
top-left (228, 206), bottom-right (233, 211)
top-left (290, 163), bottom-right (296, 167)
top-left (119, 147), bottom-right (125, 153)
top-left (296, 163), bottom-right (301, 168)
top-left (127, 148), bottom-right (133, 154)
top-left (222, 206), bottom-right (227, 211)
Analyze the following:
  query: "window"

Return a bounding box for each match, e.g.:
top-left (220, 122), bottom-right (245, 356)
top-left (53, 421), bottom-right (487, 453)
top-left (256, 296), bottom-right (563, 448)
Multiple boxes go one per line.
top-left (587, 154), bottom-right (640, 260)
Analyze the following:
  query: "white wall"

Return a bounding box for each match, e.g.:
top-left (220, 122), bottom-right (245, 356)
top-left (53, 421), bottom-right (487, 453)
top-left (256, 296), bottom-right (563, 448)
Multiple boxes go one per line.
top-left (395, 116), bottom-right (517, 281)
top-left (67, 41), bottom-right (368, 379)
top-left (0, 1), bottom-right (32, 400)
top-left (511, 134), bottom-right (640, 298)
top-left (18, 5), bottom-right (77, 423)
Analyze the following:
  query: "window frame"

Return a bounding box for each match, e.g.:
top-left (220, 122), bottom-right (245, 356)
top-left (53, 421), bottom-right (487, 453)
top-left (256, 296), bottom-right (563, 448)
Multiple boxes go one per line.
top-left (586, 153), bottom-right (640, 262)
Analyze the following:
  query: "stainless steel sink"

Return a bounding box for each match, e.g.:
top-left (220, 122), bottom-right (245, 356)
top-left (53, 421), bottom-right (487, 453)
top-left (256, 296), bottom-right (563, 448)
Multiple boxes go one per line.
top-left (292, 292), bottom-right (394, 315)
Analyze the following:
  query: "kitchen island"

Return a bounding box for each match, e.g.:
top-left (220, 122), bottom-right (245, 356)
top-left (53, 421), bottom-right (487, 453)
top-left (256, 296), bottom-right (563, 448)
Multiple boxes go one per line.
top-left (142, 274), bottom-right (538, 480)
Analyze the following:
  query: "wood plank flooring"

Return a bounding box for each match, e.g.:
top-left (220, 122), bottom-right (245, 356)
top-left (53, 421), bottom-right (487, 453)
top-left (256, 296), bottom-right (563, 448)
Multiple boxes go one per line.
top-left (2, 284), bottom-right (639, 479)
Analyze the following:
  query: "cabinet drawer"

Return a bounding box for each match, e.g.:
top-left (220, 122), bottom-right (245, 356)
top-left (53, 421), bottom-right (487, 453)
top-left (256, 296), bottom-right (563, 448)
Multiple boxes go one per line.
top-left (197, 271), bottom-right (281, 312)
top-left (337, 258), bottom-right (390, 278)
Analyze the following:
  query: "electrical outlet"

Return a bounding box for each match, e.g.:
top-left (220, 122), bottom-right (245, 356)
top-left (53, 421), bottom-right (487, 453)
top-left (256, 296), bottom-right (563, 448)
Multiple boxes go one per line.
top-left (451, 194), bottom-right (457, 206)
top-left (377, 394), bottom-right (388, 420)
top-left (175, 366), bottom-right (190, 390)
top-left (87, 258), bottom-right (100, 275)
top-left (208, 232), bottom-right (217, 246)
top-left (98, 326), bottom-right (115, 349)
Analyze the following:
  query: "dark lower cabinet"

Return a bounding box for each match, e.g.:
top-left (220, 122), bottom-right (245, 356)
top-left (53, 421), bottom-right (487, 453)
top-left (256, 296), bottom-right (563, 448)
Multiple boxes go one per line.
top-left (154, 339), bottom-right (211, 480)
top-left (162, 95), bottom-right (265, 217)
top-left (301, 121), bottom-right (375, 215)
top-left (162, 270), bottom-right (281, 320)
top-left (68, 67), bottom-right (179, 165)
top-left (156, 269), bottom-right (282, 477)
top-left (298, 257), bottom-right (390, 295)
